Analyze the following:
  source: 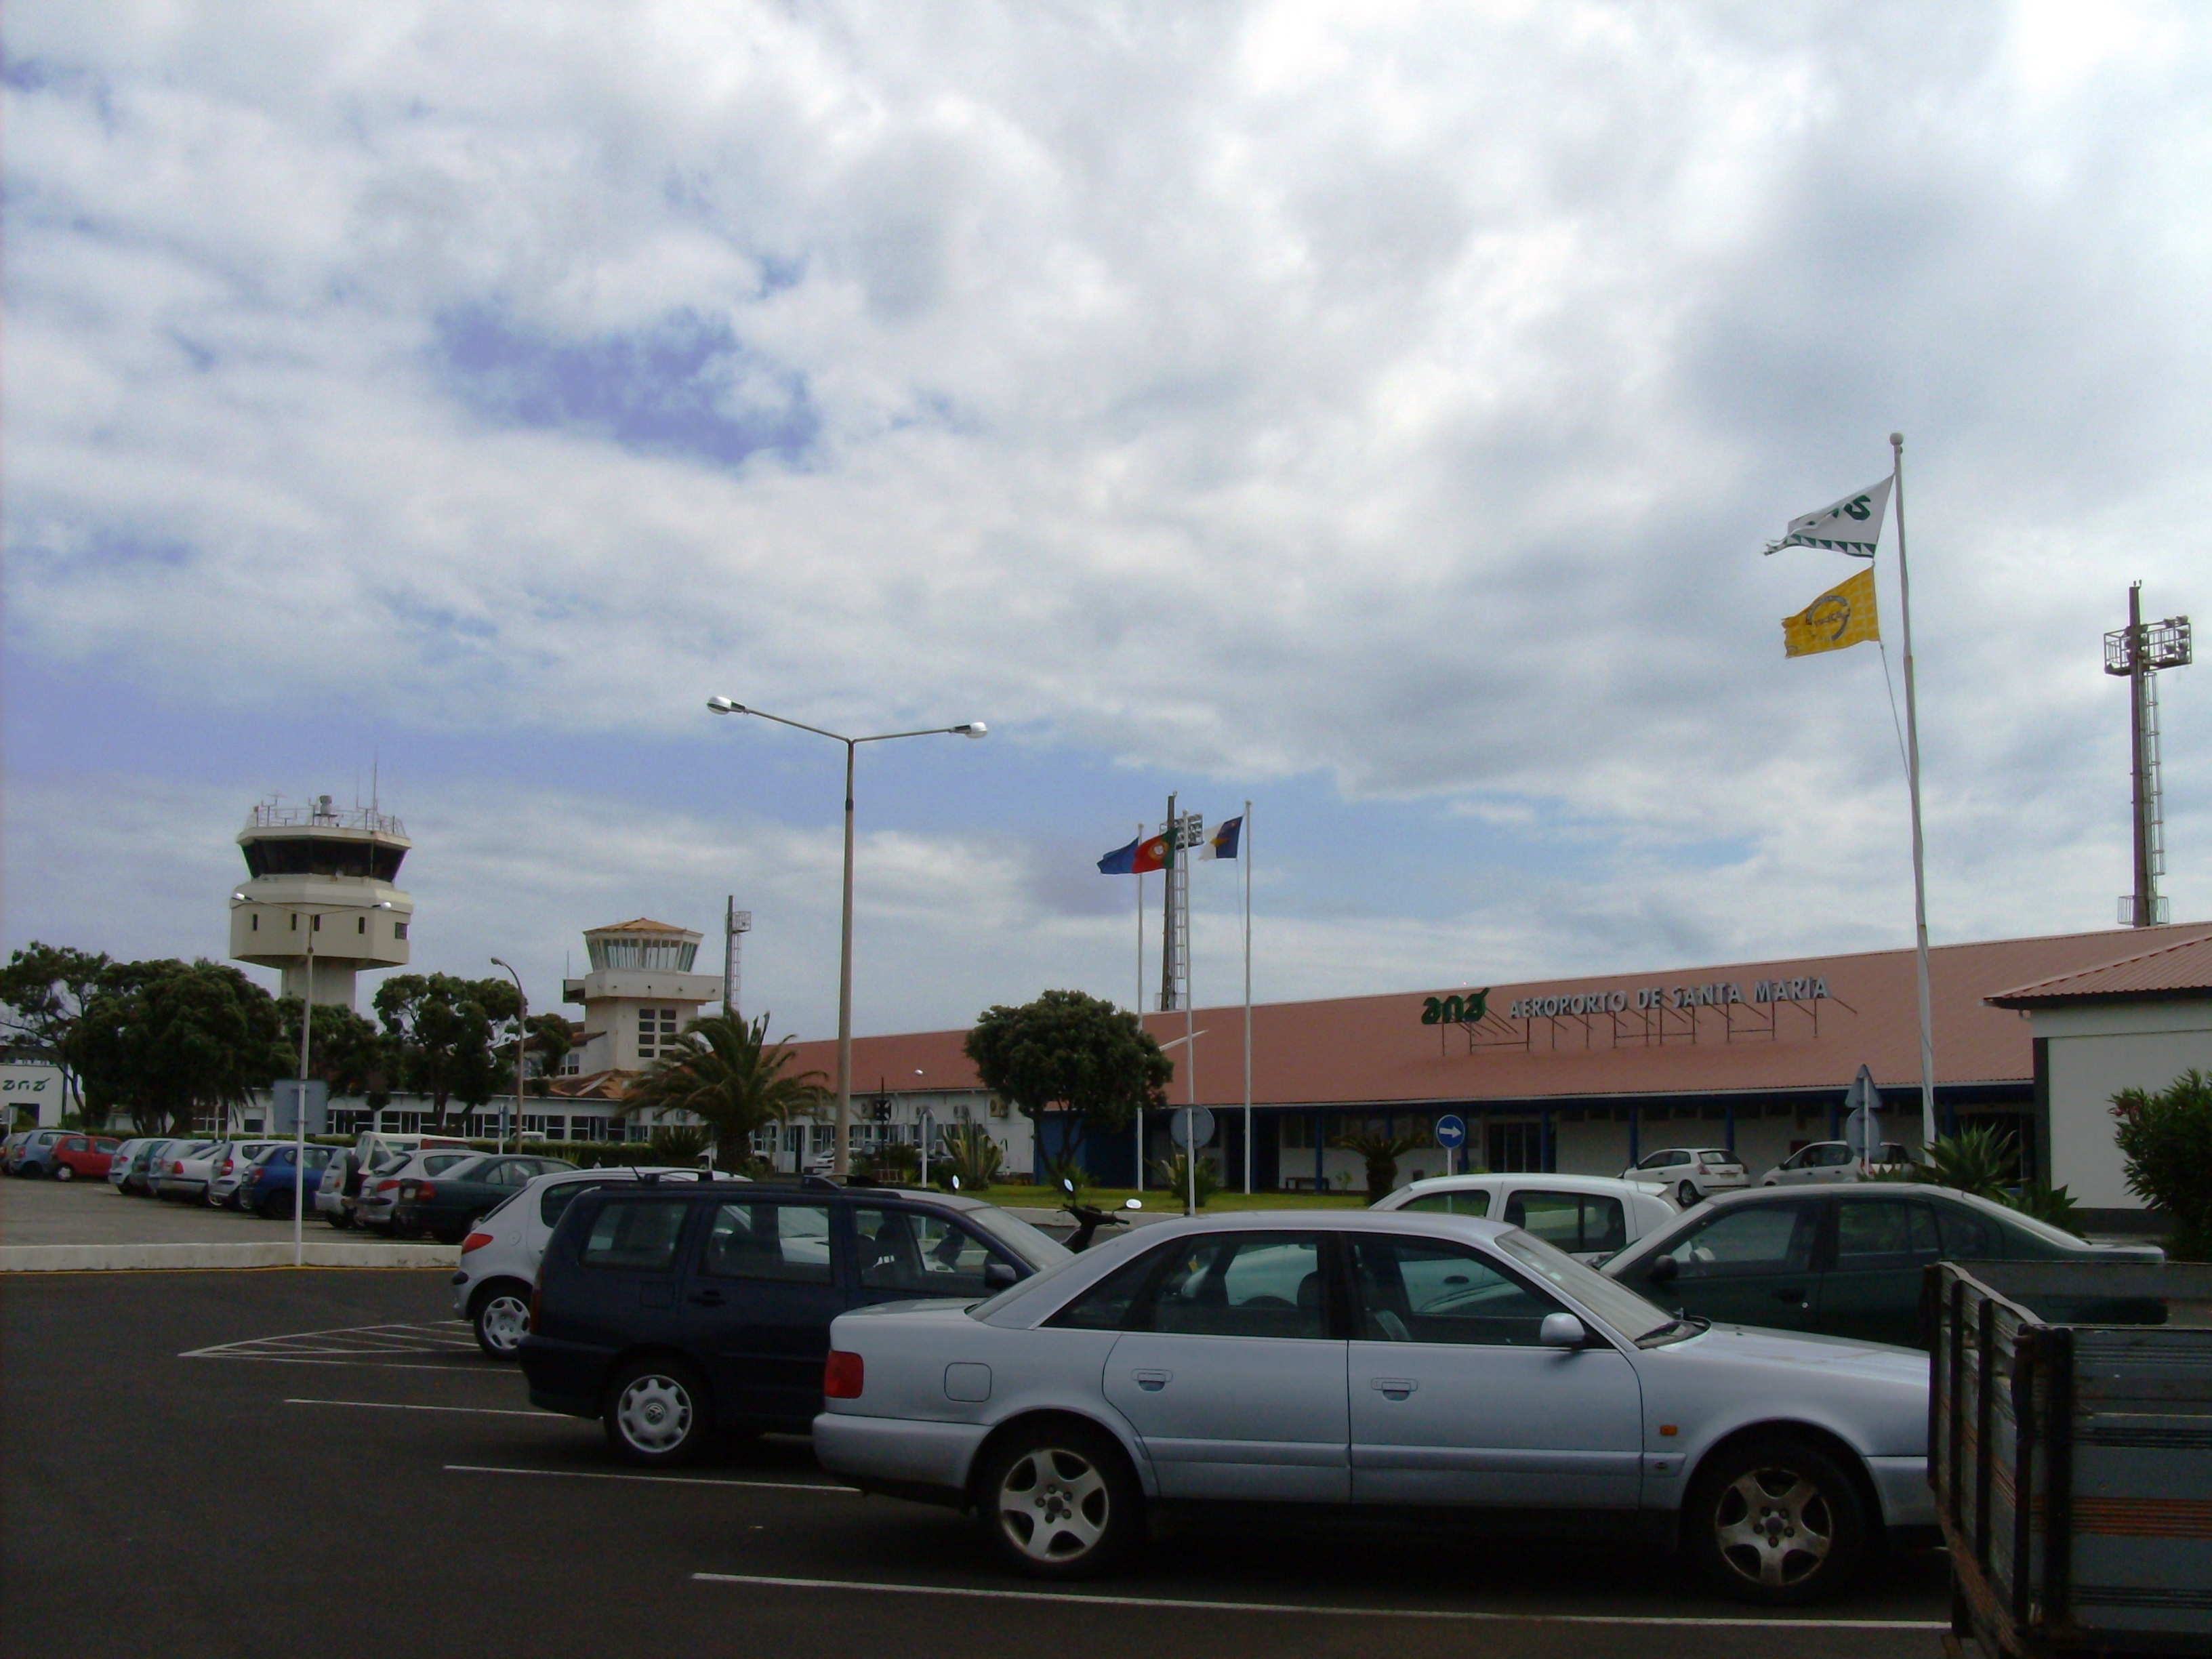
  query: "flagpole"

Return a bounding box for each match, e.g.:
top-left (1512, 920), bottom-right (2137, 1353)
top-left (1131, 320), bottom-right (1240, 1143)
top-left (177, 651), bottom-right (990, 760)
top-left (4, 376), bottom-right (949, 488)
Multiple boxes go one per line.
top-left (1242, 799), bottom-right (1252, 1195)
top-left (1892, 431), bottom-right (1939, 1150)
top-left (1134, 821), bottom-right (1145, 1193)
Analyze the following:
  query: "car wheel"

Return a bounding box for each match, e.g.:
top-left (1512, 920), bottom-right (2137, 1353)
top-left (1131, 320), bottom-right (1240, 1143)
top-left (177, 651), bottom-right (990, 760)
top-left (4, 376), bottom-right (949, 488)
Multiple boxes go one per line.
top-left (976, 1421), bottom-right (1141, 1580)
top-left (605, 1358), bottom-right (712, 1467)
top-left (471, 1284), bottom-right (533, 1359)
top-left (1677, 1181), bottom-right (1701, 1208)
top-left (54, 1165), bottom-right (74, 1183)
top-left (326, 1208), bottom-right (354, 1230)
top-left (1687, 1435), bottom-right (1867, 1605)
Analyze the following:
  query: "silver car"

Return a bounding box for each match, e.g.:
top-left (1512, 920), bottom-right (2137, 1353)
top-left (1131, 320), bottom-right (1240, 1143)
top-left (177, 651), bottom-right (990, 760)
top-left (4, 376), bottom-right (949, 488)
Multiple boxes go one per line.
top-left (1622, 1147), bottom-right (1749, 1208)
top-left (1761, 1141), bottom-right (1916, 1187)
top-left (815, 1210), bottom-right (1930, 1604)
top-left (354, 1149), bottom-right (480, 1234)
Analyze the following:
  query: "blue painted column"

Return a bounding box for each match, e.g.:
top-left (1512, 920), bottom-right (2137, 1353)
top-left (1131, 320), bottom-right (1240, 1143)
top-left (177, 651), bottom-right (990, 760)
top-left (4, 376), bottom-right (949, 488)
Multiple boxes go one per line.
top-left (1724, 1103), bottom-right (1736, 1156)
top-left (1314, 1111), bottom-right (1326, 1191)
top-left (1541, 1108), bottom-right (1555, 1172)
top-left (1628, 1104), bottom-right (1641, 1166)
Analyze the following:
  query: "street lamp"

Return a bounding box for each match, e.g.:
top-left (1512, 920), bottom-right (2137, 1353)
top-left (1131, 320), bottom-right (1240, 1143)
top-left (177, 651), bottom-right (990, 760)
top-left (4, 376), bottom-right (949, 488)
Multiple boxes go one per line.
top-left (490, 958), bottom-right (527, 1153)
top-left (236, 890), bottom-right (392, 1266)
top-left (707, 697), bottom-right (986, 1176)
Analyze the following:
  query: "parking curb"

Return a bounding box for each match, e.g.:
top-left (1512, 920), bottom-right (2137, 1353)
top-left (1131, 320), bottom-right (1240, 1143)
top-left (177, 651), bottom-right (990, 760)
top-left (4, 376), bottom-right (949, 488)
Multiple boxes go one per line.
top-left (0, 1242), bottom-right (461, 1273)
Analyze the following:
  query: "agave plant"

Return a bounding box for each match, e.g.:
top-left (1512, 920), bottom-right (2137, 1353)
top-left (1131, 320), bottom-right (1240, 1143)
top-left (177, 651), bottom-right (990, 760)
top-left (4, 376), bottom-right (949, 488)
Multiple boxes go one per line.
top-left (940, 1122), bottom-right (1004, 1191)
top-left (1151, 1149), bottom-right (1223, 1208)
top-left (1916, 1126), bottom-right (2018, 1200)
top-left (2003, 1180), bottom-right (2080, 1228)
top-left (647, 1123), bottom-right (713, 1165)
top-left (1330, 1126), bottom-right (1435, 1205)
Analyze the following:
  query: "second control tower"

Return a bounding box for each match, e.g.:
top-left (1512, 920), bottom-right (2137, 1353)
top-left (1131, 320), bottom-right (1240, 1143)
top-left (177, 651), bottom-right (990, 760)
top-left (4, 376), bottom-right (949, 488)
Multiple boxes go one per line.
top-left (228, 795), bottom-right (415, 1009)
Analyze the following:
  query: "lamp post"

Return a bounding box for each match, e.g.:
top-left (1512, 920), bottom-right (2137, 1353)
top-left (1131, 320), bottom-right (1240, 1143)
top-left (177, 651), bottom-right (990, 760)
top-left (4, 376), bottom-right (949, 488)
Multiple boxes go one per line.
top-left (236, 891), bottom-right (391, 1267)
top-left (708, 697), bottom-right (985, 1176)
top-left (490, 958), bottom-right (527, 1153)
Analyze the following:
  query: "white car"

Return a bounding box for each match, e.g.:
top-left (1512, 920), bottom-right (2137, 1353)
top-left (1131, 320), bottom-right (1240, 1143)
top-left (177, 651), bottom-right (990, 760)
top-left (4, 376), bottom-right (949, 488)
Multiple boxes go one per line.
top-left (353, 1148), bottom-right (481, 1234)
top-left (205, 1141), bottom-right (287, 1208)
top-left (317, 1132), bottom-right (474, 1227)
top-left (1760, 1141), bottom-right (1917, 1187)
top-left (1372, 1174), bottom-right (1677, 1263)
top-left (105, 1139), bottom-right (159, 1191)
top-left (815, 1210), bottom-right (1931, 1604)
top-left (154, 1140), bottom-right (224, 1201)
top-left (1621, 1147), bottom-right (1749, 1208)
top-left (448, 1165), bottom-right (725, 1357)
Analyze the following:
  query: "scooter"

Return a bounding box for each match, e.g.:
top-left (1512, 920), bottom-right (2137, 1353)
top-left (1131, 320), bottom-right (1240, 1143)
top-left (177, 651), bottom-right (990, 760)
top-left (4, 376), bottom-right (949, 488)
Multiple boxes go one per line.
top-left (1060, 1178), bottom-right (1143, 1252)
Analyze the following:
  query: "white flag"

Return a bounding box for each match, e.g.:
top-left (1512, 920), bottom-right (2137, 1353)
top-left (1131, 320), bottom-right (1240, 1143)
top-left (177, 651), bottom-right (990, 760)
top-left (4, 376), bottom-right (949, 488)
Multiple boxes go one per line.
top-left (1766, 475), bottom-right (1891, 557)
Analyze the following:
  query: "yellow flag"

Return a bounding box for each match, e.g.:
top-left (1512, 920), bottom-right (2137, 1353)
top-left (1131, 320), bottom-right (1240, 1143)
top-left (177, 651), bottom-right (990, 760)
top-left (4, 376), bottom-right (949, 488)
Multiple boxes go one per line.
top-left (1782, 565), bottom-right (1879, 657)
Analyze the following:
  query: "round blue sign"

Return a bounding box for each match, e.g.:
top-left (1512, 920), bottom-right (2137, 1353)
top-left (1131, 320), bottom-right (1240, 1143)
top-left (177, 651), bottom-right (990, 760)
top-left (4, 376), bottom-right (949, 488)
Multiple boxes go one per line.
top-left (1434, 1114), bottom-right (1467, 1149)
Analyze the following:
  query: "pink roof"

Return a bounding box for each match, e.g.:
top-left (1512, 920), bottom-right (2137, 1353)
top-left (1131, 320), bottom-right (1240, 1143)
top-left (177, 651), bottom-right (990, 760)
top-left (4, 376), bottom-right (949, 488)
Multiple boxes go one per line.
top-left (785, 923), bottom-right (2212, 1109)
top-left (1987, 930), bottom-right (2212, 1006)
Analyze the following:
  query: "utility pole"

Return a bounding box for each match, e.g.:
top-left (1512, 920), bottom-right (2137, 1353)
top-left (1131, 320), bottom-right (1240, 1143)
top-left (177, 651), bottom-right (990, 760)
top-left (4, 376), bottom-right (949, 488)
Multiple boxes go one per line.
top-left (2106, 583), bottom-right (2193, 927)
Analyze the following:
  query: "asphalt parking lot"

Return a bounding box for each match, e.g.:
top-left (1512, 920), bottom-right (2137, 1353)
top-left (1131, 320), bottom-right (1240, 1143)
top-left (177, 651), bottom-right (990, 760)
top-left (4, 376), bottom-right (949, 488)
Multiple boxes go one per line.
top-left (4, 1269), bottom-right (1950, 1659)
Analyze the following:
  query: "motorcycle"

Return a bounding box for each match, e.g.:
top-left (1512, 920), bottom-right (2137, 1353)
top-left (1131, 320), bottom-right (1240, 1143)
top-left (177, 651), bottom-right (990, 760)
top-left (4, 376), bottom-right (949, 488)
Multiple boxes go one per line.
top-left (1059, 1177), bottom-right (1143, 1252)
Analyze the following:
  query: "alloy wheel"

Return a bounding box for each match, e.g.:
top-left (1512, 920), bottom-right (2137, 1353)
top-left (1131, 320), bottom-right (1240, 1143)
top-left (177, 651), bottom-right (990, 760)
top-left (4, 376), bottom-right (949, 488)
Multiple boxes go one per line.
top-left (1711, 1464), bottom-right (1835, 1589)
top-left (477, 1294), bottom-right (531, 1357)
top-left (996, 1446), bottom-right (1111, 1564)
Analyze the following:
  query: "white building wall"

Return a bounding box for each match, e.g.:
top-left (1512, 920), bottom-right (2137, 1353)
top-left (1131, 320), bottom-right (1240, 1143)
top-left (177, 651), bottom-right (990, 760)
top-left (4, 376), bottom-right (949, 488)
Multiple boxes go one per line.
top-left (2033, 1000), bottom-right (2212, 1211)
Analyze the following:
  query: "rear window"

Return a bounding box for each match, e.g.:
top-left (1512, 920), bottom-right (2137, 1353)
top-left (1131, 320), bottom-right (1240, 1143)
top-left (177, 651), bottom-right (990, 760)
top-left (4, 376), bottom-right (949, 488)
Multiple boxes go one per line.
top-left (579, 1198), bottom-right (689, 1272)
top-left (541, 1179), bottom-right (620, 1227)
top-left (1401, 1191), bottom-right (1491, 1218)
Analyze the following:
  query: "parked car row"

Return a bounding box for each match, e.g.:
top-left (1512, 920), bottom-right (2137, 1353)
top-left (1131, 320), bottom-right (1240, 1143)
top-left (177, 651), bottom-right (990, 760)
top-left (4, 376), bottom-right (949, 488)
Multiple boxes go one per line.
top-left (94, 1134), bottom-right (343, 1218)
top-left (3, 1128), bottom-right (122, 1179)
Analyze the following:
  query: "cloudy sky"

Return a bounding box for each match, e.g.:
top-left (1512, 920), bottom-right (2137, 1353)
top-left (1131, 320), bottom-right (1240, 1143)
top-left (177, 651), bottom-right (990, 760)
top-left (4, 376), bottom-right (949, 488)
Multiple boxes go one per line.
top-left (6, 1), bottom-right (2209, 1041)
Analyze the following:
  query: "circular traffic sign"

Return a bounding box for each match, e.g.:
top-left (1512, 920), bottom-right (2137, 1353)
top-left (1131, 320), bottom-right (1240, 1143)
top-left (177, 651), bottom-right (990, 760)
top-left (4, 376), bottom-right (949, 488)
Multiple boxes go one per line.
top-left (1171, 1106), bottom-right (1216, 1149)
top-left (1434, 1113), bottom-right (1467, 1149)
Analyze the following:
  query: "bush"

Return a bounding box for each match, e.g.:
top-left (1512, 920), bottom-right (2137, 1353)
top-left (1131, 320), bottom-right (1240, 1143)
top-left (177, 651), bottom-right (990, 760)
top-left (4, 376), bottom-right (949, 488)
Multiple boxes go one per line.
top-left (859, 1142), bottom-right (921, 1185)
top-left (1916, 1127), bottom-right (2016, 1200)
top-left (941, 1123), bottom-right (1004, 1191)
top-left (2112, 1069), bottom-right (2212, 1260)
top-left (2004, 1180), bottom-right (2080, 1229)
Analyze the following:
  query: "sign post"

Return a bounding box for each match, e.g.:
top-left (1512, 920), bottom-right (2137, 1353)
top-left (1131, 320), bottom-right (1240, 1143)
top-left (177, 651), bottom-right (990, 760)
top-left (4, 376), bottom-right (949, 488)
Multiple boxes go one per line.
top-left (1842, 1064), bottom-right (1883, 1166)
top-left (1171, 1106), bottom-right (1215, 1216)
top-left (1434, 1113), bottom-right (1467, 1178)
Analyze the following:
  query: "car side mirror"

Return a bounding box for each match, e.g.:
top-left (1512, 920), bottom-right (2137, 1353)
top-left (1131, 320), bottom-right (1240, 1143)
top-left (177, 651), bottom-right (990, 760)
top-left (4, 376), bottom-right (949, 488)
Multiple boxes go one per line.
top-left (1124, 1198), bottom-right (1142, 1210)
top-left (1647, 1254), bottom-right (1679, 1284)
top-left (983, 1260), bottom-right (1019, 1290)
top-left (1539, 1313), bottom-right (1589, 1349)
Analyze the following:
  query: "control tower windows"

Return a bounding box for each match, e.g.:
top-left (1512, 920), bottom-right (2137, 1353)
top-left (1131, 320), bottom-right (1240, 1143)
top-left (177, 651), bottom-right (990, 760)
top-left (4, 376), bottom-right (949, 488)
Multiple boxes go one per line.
top-left (240, 837), bottom-right (407, 881)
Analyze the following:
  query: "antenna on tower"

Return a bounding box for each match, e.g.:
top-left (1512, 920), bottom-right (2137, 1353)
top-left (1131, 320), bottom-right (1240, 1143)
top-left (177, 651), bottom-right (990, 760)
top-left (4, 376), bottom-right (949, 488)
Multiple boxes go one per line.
top-left (2106, 583), bottom-right (2192, 927)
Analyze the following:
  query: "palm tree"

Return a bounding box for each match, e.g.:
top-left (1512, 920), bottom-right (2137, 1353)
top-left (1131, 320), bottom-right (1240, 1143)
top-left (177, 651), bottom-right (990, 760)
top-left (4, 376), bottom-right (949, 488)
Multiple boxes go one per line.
top-left (620, 1012), bottom-right (828, 1172)
top-left (1330, 1124), bottom-right (1434, 1204)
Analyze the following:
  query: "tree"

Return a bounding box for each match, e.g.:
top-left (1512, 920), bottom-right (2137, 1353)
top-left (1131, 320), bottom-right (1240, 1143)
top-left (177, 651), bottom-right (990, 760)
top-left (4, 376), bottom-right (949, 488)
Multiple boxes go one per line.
top-left (0, 942), bottom-right (112, 1120)
top-left (965, 990), bottom-right (1170, 1167)
top-left (69, 959), bottom-right (289, 1134)
top-left (1331, 1123), bottom-right (1434, 1204)
top-left (2112, 1069), bottom-right (2212, 1261)
top-left (524, 1012), bottom-right (573, 1098)
top-left (373, 974), bottom-right (522, 1131)
top-left (277, 998), bottom-right (396, 1108)
top-left (621, 1012), bottom-right (827, 1171)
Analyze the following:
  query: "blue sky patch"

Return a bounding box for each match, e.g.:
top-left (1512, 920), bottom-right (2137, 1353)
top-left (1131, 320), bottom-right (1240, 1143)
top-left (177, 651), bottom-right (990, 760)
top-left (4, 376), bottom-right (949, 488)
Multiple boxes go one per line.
top-left (433, 305), bottom-right (817, 468)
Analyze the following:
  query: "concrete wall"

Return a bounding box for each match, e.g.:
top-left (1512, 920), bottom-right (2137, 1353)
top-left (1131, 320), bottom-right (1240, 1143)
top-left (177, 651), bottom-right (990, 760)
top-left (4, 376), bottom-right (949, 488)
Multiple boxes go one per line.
top-left (2033, 999), bottom-right (2212, 1211)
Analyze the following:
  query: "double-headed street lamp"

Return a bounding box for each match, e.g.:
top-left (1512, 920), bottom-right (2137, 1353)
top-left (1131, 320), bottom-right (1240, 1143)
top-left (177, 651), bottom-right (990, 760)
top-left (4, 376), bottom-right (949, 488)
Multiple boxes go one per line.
top-left (233, 890), bottom-right (392, 1266)
top-left (707, 697), bottom-right (986, 1176)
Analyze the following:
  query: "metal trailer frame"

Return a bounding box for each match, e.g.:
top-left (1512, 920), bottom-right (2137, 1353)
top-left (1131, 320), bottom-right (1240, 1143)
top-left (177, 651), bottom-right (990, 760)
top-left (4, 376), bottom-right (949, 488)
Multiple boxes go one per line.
top-left (1931, 1261), bottom-right (2212, 1659)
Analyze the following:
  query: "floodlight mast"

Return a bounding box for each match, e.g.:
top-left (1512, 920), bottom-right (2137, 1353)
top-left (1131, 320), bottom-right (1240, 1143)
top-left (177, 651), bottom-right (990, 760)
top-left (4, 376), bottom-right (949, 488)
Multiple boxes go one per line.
top-left (2106, 583), bottom-right (2193, 928)
top-left (706, 697), bottom-right (985, 1176)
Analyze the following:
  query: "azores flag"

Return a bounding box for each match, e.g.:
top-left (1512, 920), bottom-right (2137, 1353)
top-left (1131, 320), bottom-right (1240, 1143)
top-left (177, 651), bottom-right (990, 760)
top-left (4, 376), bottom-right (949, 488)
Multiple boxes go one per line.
top-left (1197, 816), bottom-right (1242, 860)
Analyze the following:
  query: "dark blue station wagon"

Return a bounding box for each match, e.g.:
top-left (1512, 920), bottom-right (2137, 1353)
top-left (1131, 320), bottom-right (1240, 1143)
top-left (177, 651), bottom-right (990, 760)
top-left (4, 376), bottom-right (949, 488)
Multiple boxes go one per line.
top-left (520, 1180), bottom-right (1071, 1465)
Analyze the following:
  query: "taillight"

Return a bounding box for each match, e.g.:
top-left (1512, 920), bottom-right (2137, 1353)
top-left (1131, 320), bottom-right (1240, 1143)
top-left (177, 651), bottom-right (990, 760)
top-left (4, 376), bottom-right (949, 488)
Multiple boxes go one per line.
top-left (374, 1179), bottom-right (401, 1193)
top-left (461, 1231), bottom-right (493, 1254)
top-left (823, 1351), bottom-right (864, 1399)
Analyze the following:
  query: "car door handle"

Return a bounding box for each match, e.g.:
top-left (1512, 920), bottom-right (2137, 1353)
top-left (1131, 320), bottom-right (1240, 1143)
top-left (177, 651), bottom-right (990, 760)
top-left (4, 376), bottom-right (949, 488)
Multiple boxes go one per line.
top-left (1771, 1288), bottom-right (1807, 1305)
top-left (687, 1290), bottom-right (724, 1307)
top-left (1370, 1378), bottom-right (1416, 1399)
top-left (1130, 1369), bottom-right (1172, 1391)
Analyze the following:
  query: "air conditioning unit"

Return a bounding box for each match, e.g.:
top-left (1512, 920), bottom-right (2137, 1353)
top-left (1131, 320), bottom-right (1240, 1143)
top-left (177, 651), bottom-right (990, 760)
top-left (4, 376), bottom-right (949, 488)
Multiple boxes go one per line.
top-left (988, 1096), bottom-right (1010, 1119)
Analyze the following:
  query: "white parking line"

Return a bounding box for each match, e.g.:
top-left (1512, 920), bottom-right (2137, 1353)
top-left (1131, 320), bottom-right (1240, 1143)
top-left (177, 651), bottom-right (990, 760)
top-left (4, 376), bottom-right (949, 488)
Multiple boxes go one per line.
top-left (285, 1398), bottom-right (560, 1418)
top-left (447, 1464), bottom-right (859, 1494)
top-left (690, 1574), bottom-right (1949, 1631)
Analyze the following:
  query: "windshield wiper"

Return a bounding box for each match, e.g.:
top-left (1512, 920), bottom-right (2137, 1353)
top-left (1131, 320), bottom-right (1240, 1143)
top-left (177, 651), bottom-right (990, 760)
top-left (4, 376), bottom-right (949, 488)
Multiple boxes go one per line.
top-left (1635, 1315), bottom-right (1709, 1348)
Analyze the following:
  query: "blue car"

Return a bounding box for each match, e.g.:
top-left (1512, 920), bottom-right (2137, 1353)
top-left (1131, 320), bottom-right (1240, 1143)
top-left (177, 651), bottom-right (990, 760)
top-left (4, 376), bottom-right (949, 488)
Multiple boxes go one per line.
top-left (241, 1144), bottom-right (339, 1219)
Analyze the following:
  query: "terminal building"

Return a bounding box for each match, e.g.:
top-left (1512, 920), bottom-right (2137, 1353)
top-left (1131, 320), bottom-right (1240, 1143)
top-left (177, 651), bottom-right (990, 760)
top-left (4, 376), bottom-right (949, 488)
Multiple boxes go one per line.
top-left (787, 922), bottom-right (2212, 1228)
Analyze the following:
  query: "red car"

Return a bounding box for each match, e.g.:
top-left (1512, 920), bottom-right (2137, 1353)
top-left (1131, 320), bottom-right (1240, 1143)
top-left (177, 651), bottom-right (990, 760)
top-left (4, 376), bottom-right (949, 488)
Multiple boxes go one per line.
top-left (49, 1135), bottom-right (122, 1181)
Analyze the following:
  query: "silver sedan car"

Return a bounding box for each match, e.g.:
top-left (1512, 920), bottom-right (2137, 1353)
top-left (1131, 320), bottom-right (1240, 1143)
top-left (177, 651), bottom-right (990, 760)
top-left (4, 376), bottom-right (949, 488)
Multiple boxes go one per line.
top-left (815, 1210), bottom-right (1930, 1604)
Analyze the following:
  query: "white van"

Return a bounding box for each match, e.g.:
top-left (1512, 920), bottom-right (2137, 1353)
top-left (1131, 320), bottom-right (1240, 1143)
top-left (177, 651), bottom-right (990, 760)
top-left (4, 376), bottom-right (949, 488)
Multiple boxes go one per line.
top-left (1370, 1172), bottom-right (1679, 1263)
top-left (317, 1131), bottom-right (472, 1228)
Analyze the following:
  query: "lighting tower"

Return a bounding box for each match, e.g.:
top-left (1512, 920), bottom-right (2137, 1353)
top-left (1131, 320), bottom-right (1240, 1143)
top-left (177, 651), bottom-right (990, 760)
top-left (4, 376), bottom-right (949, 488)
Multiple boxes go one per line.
top-left (229, 794), bottom-right (414, 1007)
top-left (2105, 584), bottom-right (2192, 928)
top-left (723, 898), bottom-right (752, 1019)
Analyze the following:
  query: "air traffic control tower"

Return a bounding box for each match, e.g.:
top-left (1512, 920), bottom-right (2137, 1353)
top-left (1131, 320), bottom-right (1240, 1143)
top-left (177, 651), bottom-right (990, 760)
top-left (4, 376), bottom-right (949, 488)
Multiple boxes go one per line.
top-left (228, 796), bottom-right (415, 1009)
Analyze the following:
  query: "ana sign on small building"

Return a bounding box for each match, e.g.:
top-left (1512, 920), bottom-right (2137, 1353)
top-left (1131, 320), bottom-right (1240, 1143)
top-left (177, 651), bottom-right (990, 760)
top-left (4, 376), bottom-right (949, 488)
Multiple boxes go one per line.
top-left (1, 1062), bottom-right (67, 1127)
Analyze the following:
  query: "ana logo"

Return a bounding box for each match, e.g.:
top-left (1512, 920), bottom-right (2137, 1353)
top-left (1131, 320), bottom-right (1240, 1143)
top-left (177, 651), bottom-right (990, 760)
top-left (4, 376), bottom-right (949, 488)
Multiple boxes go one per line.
top-left (1420, 989), bottom-right (1490, 1026)
top-left (1840, 493), bottom-right (1873, 521)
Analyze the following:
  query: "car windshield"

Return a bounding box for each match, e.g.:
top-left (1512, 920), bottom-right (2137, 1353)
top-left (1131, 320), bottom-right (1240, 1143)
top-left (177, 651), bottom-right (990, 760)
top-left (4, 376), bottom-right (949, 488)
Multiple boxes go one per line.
top-left (1489, 1228), bottom-right (1685, 1344)
top-left (958, 1204), bottom-right (1075, 1271)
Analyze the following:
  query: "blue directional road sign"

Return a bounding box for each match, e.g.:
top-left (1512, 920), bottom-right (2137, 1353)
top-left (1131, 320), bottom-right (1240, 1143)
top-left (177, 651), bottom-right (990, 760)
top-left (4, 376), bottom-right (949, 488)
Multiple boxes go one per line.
top-left (1434, 1114), bottom-right (1467, 1149)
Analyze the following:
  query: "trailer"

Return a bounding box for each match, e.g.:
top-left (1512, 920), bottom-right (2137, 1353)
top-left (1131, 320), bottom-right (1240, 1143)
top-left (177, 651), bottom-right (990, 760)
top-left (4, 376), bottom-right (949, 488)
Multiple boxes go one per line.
top-left (1932, 1260), bottom-right (2212, 1658)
